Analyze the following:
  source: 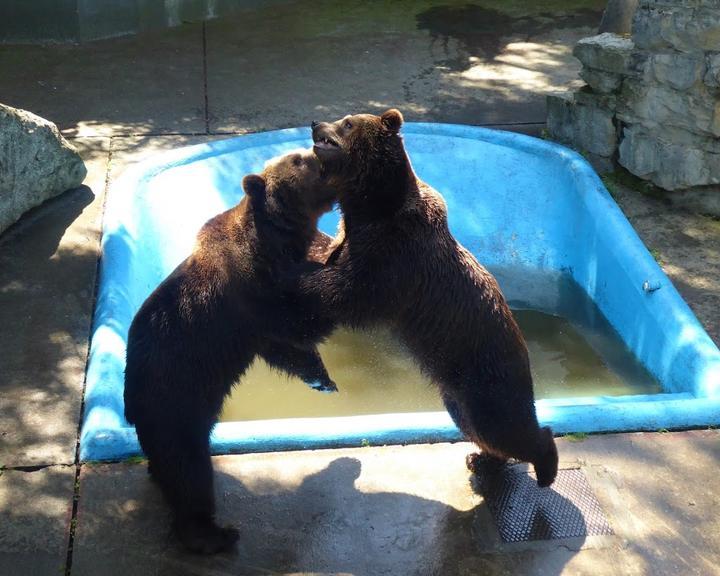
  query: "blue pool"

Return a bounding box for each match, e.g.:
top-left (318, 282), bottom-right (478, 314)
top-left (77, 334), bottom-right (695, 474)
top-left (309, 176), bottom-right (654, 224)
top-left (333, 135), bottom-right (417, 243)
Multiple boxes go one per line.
top-left (80, 124), bottom-right (720, 461)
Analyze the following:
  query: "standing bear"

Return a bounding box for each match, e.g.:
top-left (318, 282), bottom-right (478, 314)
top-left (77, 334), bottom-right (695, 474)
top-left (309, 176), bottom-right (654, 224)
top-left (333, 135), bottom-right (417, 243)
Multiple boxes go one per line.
top-left (307, 109), bottom-right (558, 487)
top-left (124, 149), bottom-right (338, 554)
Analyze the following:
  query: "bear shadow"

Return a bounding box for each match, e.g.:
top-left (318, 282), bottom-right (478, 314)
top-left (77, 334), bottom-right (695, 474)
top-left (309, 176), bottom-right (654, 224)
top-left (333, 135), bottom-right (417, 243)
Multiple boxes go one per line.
top-left (157, 455), bottom-right (588, 575)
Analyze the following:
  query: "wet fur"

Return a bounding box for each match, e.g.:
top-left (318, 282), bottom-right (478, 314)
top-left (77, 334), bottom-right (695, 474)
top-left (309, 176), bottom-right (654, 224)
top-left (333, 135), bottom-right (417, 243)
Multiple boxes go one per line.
top-left (124, 151), bottom-right (337, 554)
top-left (307, 110), bottom-right (558, 487)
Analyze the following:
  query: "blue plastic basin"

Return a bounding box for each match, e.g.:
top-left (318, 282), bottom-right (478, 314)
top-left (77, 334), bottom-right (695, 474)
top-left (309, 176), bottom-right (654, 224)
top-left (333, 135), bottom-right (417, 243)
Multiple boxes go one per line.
top-left (80, 124), bottom-right (720, 461)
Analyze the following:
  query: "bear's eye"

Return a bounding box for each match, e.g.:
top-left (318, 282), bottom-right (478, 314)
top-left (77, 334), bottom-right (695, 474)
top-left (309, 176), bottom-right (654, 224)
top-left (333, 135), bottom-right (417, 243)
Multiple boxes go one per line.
top-left (343, 120), bottom-right (352, 130)
top-left (292, 155), bottom-right (302, 167)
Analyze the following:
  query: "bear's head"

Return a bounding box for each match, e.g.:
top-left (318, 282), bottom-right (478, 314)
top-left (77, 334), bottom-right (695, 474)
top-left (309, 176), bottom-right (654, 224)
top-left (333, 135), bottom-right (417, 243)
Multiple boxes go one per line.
top-left (241, 148), bottom-right (336, 226)
top-left (311, 109), bottom-right (405, 184)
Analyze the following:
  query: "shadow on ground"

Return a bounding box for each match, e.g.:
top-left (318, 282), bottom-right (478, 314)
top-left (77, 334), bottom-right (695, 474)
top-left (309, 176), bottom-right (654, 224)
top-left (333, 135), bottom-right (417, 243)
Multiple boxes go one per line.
top-left (0, 0), bottom-right (603, 136)
top-left (72, 451), bottom-right (590, 575)
top-left (0, 186), bottom-right (98, 466)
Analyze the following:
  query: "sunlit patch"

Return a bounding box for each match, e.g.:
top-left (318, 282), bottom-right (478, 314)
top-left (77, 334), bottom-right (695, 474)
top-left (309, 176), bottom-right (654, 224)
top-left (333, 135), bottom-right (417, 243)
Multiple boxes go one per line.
top-left (460, 42), bottom-right (585, 94)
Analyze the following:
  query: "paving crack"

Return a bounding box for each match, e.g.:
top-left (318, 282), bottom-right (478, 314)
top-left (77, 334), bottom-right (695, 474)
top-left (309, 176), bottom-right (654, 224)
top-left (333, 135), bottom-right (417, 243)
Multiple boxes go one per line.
top-left (202, 21), bottom-right (210, 134)
top-left (62, 139), bottom-right (112, 576)
top-left (0, 463), bottom-right (75, 473)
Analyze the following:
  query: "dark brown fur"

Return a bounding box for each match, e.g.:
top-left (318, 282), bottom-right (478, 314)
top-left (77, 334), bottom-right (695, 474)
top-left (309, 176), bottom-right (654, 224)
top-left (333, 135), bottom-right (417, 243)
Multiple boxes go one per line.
top-left (124, 150), bottom-right (337, 554)
top-left (307, 109), bottom-right (558, 486)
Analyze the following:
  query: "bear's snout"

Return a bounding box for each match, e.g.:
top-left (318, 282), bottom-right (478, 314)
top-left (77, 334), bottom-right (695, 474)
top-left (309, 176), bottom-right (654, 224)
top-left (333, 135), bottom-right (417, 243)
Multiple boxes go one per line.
top-left (311, 120), bottom-right (319, 129)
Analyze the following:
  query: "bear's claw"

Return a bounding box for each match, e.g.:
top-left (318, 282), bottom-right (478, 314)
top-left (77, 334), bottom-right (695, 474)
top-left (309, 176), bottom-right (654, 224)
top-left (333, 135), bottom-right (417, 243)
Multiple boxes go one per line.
top-left (306, 379), bottom-right (339, 393)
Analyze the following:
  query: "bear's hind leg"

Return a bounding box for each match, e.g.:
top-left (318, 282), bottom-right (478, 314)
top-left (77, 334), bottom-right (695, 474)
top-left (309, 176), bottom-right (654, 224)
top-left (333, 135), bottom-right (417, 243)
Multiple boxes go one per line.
top-left (137, 419), bottom-right (239, 554)
top-left (260, 341), bottom-right (338, 393)
top-left (442, 394), bottom-right (509, 473)
top-left (447, 386), bottom-right (558, 487)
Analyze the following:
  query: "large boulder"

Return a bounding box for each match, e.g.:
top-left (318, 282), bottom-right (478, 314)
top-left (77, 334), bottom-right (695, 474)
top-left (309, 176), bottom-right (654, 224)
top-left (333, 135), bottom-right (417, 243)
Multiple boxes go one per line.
top-left (619, 125), bottom-right (720, 190)
top-left (0, 104), bottom-right (86, 235)
top-left (573, 33), bottom-right (637, 74)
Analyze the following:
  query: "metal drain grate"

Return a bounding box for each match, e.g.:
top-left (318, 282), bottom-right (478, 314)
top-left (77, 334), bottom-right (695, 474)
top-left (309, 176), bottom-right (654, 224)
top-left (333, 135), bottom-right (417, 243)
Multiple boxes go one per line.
top-left (474, 464), bottom-right (614, 543)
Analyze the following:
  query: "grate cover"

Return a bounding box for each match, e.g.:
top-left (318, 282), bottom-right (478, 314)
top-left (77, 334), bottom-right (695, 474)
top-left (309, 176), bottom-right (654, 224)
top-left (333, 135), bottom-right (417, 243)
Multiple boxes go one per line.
top-left (474, 463), bottom-right (614, 543)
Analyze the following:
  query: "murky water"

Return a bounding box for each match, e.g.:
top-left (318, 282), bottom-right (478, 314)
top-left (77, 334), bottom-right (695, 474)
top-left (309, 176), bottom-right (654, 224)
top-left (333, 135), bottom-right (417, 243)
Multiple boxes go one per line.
top-left (220, 271), bottom-right (660, 422)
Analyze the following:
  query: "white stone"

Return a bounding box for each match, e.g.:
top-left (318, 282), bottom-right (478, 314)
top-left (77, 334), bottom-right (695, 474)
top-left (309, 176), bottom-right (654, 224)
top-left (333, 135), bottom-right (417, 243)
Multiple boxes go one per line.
top-left (0, 104), bottom-right (86, 235)
top-left (574, 33), bottom-right (636, 74)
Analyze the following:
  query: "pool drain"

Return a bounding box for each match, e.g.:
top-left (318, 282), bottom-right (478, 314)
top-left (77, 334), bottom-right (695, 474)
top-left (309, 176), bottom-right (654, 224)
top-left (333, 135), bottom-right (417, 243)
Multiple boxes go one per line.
top-left (474, 464), bottom-right (614, 543)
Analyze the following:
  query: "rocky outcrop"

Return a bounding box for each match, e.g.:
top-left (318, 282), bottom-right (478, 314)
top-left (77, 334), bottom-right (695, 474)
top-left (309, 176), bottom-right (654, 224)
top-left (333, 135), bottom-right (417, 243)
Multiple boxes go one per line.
top-left (0, 104), bottom-right (86, 235)
top-left (599, 0), bottom-right (639, 34)
top-left (547, 0), bottom-right (720, 193)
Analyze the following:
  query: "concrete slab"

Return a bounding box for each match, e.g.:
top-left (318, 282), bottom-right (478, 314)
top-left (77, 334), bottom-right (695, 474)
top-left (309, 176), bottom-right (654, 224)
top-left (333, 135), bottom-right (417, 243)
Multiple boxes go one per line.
top-left (560, 430), bottom-right (720, 576)
top-left (0, 24), bottom-right (205, 137)
top-left (71, 434), bottom-right (720, 576)
top-left (205, 0), bottom-right (602, 133)
top-left (108, 134), bottom-right (228, 183)
top-left (69, 443), bottom-right (484, 575)
top-left (0, 138), bottom-right (109, 467)
top-left (0, 465), bottom-right (75, 576)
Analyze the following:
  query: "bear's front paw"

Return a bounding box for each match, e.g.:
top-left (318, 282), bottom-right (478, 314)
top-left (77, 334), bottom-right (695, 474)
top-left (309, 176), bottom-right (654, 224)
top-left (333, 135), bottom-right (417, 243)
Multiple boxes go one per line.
top-left (305, 379), bottom-right (339, 393)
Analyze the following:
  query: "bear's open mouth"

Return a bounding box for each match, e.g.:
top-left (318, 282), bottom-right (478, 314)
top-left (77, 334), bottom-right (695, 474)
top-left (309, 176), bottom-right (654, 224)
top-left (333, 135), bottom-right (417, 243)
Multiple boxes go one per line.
top-left (313, 136), bottom-right (339, 150)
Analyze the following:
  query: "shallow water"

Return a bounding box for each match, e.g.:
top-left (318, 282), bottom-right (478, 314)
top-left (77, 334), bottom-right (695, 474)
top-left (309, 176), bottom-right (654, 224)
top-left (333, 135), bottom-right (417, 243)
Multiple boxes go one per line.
top-left (220, 272), bottom-right (660, 422)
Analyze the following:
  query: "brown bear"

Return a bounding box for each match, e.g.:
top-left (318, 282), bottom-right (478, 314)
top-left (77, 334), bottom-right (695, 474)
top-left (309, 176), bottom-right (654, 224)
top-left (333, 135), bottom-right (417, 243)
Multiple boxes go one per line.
top-left (306, 109), bottom-right (558, 487)
top-left (123, 149), bottom-right (338, 554)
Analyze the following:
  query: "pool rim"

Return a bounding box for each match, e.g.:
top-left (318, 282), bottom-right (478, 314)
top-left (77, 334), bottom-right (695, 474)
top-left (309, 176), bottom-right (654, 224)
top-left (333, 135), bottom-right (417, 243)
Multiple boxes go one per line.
top-left (80, 122), bottom-right (720, 462)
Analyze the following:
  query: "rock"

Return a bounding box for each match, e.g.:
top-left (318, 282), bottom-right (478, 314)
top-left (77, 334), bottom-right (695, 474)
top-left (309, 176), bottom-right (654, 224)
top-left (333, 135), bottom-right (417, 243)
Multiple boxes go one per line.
top-left (599, 0), bottom-right (639, 35)
top-left (651, 52), bottom-right (705, 90)
top-left (551, 2), bottom-right (720, 194)
top-left (619, 125), bottom-right (720, 189)
top-left (573, 33), bottom-right (636, 74)
top-left (617, 80), bottom-right (720, 137)
top-left (0, 104), bottom-right (86, 235)
top-left (579, 68), bottom-right (624, 93)
top-left (575, 87), bottom-right (619, 111)
top-left (546, 93), bottom-right (576, 145)
top-left (547, 92), bottom-right (619, 159)
top-left (705, 53), bottom-right (720, 87)
top-left (633, 4), bottom-right (720, 52)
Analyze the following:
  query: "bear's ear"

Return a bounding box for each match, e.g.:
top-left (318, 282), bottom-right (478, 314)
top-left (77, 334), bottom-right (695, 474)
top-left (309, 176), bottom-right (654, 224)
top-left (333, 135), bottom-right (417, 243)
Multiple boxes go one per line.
top-left (381, 109), bottom-right (403, 134)
top-left (242, 174), bottom-right (266, 203)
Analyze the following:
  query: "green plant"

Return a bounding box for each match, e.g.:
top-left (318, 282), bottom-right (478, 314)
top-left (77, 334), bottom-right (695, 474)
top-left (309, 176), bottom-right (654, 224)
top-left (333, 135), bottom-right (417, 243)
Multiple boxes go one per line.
top-left (650, 249), bottom-right (664, 265)
top-left (123, 455), bottom-right (146, 465)
top-left (565, 432), bottom-right (588, 442)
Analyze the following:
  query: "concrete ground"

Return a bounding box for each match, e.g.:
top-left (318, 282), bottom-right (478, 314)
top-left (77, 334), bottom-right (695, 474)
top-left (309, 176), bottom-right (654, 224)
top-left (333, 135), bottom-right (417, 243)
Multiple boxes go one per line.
top-left (1, 1), bottom-right (719, 574)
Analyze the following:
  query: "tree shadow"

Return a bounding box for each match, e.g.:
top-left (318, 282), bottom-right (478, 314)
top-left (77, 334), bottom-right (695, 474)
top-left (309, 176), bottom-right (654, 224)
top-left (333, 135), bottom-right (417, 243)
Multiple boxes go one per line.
top-left (0, 464), bottom-right (76, 573)
top-left (1, 0), bottom-right (604, 137)
top-left (0, 185), bottom-right (98, 467)
top-left (416, 4), bottom-right (602, 66)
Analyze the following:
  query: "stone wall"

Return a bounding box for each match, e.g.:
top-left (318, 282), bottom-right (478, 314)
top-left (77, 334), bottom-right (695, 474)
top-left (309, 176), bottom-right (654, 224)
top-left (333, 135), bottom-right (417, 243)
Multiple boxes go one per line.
top-left (547, 0), bottom-right (720, 192)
